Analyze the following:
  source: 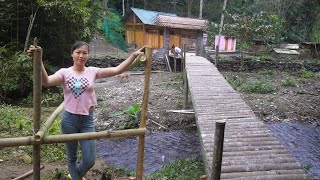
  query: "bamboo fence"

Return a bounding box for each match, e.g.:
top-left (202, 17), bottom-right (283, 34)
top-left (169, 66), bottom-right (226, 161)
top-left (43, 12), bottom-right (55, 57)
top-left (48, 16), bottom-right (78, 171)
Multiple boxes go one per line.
top-left (0, 42), bottom-right (152, 180)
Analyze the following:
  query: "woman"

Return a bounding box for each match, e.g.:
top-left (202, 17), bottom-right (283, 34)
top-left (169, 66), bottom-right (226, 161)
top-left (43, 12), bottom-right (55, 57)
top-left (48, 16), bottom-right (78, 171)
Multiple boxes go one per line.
top-left (28, 41), bottom-right (145, 180)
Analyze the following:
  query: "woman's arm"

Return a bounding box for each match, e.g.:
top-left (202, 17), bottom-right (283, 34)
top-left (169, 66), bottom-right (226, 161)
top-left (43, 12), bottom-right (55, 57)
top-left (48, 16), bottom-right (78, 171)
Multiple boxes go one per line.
top-left (99, 46), bottom-right (146, 78)
top-left (27, 45), bottom-right (61, 87)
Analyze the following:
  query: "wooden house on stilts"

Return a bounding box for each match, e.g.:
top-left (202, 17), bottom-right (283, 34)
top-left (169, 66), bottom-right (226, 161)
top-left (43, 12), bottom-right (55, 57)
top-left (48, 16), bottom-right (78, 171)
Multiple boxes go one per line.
top-left (122, 8), bottom-right (208, 57)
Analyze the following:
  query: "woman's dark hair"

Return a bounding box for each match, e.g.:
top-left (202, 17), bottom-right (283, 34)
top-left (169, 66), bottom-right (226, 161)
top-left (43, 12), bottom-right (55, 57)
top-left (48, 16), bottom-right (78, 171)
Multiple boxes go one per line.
top-left (71, 41), bottom-right (89, 53)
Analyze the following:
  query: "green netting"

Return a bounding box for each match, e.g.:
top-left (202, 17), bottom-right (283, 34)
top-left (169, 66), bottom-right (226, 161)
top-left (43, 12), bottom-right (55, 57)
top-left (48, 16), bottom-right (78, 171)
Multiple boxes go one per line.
top-left (102, 10), bottom-right (128, 52)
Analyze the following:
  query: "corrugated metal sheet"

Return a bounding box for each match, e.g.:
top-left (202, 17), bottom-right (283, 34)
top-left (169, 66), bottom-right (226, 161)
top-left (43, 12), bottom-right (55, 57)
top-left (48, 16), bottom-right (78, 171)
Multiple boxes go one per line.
top-left (131, 7), bottom-right (176, 25)
top-left (154, 15), bottom-right (208, 30)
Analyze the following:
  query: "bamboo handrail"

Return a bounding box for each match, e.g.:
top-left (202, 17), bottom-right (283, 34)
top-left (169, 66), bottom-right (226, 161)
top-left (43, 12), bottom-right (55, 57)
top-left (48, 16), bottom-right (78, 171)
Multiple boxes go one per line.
top-left (0, 128), bottom-right (146, 147)
top-left (34, 102), bottom-right (64, 141)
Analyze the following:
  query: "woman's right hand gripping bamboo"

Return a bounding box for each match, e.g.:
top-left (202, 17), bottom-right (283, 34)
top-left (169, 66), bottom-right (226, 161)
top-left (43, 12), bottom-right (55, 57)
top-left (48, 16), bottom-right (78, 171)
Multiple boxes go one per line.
top-left (27, 45), bottom-right (61, 86)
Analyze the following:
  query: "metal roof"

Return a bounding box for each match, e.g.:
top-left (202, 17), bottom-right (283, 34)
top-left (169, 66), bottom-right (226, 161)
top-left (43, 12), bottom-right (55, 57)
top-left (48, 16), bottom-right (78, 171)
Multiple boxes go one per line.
top-left (154, 15), bottom-right (208, 30)
top-left (131, 7), bottom-right (177, 25)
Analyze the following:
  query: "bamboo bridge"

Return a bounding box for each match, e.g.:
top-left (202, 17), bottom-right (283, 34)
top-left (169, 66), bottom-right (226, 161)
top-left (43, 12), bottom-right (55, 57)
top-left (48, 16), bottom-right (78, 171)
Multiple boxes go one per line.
top-left (184, 54), bottom-right (311, 179)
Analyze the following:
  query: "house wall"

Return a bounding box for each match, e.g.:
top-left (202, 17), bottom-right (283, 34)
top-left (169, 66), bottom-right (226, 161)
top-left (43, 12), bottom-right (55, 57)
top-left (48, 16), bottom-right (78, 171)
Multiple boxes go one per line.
top-left (124, 13), bottom-right (202, 51)
top-left (214, 35), bottom-right (236, 52)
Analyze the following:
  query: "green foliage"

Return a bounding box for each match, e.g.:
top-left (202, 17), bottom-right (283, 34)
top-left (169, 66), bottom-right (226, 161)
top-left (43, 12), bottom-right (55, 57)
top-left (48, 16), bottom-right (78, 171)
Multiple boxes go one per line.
top-left (298, 68), bottom-right (314, 78)
top-left (111, 103), bottom-right (141, 129)
top-left (225, 75), bottom-right (242, 89)
top-left (41, 89), bottom-right (63, 107)
top-left (224, 11), bottom-right (284, 49)
top-left (146, 157), bottom-right (205, 180)
top-left (176, 100), bottom-right (183, 109)
top-left (257, 70), bottom-right (276, 76)
top-left (0, 105), bottom-right (65, 162)
top-left (0, 46), bottom-right (33, 102)
top-left (241, 79), bottom-right (275, 94)
top-left (281, 78), bottom-right (296, 87)
top-left (47, 168), bottom-right (69, 180)
top-left (0, 105), bottom-right (32, 137)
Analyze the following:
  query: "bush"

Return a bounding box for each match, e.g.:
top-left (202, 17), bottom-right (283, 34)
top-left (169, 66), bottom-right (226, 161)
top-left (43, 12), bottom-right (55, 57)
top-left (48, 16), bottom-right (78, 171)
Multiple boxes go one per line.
top-left (0, 46), bottom-right (33, 103)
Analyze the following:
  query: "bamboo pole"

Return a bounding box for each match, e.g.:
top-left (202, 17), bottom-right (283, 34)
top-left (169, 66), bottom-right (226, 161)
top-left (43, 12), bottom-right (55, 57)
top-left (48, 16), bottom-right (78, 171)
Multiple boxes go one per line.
top-left (183, 44), bottom-right (188, 109)
top-left (13, 165), bottom-right (44, 180)
top-left (129, 53), bottom-right (146, 69)
top-left (32, 38), bottom-right (41, 180)
top-left (173, 56), bottom-right (177, 72)
top-left (211, 121), bottom-right (226, 180)
top-left (34, 102), bottom-right (64, 141)
top-left (136, 47), bottom-right (152, 180)
top-left (0, 128), bottom-right (146, 147)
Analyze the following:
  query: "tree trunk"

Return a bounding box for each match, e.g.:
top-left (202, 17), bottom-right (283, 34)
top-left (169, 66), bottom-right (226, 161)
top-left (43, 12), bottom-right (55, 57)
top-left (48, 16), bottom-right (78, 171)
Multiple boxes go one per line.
top-left (199, 0), bottom-right (203, 19)
top-left (215, 0), bottom-right (228, 66)
top-left (123, 0), bottom-right (125, 16)
top-left (144, 0), bottom-right (147, 9)
top-left (103, 0), bottom-right (108, 17)
top-left (187, 0), bottom-right (193, 17)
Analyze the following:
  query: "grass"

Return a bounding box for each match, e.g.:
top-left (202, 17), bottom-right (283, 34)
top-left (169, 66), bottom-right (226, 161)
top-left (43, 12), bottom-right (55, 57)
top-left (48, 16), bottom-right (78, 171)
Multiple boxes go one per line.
top-left (298, 68), bottom-right (314, 78)
top-left (224, 75), bottom-right (242, 89)
top-left (257, 70), bottom-right (276, 76)
top-left (281, 77), bottom-right (297, 87)
top-left (241, 79), bottom-right (275, 94)
top-left (146, 157), bottom-right (205, 180)
top-left (0, 105), bottom-right (66, 162)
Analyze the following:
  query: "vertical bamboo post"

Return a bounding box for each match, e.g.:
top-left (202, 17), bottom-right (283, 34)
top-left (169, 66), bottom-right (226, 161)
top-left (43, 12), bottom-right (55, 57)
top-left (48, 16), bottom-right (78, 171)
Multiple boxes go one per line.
top-left (181, 44), bottom-right (186, 72)
top-left (32, 38), bottom-right (41, 180)
top-left (211, 121), bottom-right (226, 180)
top-left (136, 47), bottom-right (152, 180)
top-left (183, 44), bottom-right (188, 109)
top-left (173, 56), bottom-right (177, 73)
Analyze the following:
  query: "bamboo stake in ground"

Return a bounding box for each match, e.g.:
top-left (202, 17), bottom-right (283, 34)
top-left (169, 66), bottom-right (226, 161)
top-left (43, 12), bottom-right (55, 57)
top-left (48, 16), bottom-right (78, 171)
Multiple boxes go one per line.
top-left (34, 102), bottom-right (64, 141)
top-left (183, 44), bottom-right (188, 110)
top-left (136, 47), bottom-right (152, 180)
top-left (13, 165), bottom-right (44, 180)
top-left (211, 121), bottom-right (226, 180)
top-left (32, 38), bottom-right (42, 180)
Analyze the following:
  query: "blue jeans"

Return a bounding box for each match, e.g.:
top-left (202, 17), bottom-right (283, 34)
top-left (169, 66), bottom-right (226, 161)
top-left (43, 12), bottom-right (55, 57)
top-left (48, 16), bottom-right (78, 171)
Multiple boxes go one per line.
top-left (61, 110), bottom-right (96, 179)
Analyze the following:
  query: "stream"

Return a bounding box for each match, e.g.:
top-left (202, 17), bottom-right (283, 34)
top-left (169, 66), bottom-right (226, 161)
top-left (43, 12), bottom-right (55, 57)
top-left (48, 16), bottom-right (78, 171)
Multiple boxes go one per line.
top-left (97, 123), bottom-right (320, 178)
top-left (97, 130), bottom-right (201, 174)
top-left (267, 122), bottom-right (320, 179)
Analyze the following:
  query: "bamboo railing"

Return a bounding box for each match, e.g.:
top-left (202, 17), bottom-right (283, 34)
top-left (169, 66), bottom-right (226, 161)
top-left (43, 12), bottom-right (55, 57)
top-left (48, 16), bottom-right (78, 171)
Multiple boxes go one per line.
top-left (0, 41), bottom-right (152, 180)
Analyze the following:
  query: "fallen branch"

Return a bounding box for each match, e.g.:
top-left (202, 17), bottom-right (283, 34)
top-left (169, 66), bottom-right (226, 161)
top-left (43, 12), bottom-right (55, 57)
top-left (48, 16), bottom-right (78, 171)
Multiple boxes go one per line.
top-left (150, 120), bottom-right (167, 129)
top-left (13, 165), bottom-right (44, 180)
top-left (166, 109), bottom-right (195, 114)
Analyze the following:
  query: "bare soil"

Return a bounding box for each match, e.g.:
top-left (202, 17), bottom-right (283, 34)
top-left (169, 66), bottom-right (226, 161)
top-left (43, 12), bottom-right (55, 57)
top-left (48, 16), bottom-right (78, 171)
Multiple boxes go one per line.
top-left (1, 34), bottom-right (319, 179)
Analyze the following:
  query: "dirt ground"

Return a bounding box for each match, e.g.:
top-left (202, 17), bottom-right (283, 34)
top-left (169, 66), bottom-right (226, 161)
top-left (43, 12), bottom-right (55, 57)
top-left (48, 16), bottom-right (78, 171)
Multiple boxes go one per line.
top-left (1, 34), bottom-right (319, 179)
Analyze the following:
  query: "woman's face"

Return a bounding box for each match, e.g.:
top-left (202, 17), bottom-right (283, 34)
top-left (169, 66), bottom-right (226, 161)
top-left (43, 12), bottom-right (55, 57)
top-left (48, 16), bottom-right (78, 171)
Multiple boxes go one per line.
top-left (71, 45), bottom-right (89, 67)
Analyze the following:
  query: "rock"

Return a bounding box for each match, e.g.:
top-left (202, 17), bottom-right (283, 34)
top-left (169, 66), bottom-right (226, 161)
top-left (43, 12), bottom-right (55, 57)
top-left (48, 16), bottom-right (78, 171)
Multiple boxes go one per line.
top-left (21, 154), bottom-right (32, 164)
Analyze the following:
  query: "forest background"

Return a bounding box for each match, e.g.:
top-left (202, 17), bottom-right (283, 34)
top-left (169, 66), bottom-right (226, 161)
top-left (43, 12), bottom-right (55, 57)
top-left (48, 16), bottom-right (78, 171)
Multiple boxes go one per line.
top-left (1, 0), bottom-right (320, 103)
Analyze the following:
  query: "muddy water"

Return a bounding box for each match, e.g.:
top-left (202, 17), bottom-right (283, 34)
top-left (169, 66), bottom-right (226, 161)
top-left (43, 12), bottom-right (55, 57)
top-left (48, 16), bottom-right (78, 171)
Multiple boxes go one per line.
top-left (97, 123), bottom-right (320, 178)
top-left (96, 131), bottom-right (201, 174)
top-left (267, 122), bottom-right (320, 179)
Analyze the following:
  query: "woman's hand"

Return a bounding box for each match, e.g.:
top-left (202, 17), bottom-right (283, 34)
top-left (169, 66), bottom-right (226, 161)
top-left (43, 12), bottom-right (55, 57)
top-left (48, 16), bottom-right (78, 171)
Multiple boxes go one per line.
top-left (27, 45), bottom-right (42, 57)
top-left (133, 45), bottom-right (146, 57)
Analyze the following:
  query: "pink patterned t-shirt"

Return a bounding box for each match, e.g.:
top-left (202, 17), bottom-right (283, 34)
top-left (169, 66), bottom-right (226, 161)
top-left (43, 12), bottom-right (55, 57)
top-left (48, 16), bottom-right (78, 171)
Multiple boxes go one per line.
top-left (55, 67), bottom-right (102, 115)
